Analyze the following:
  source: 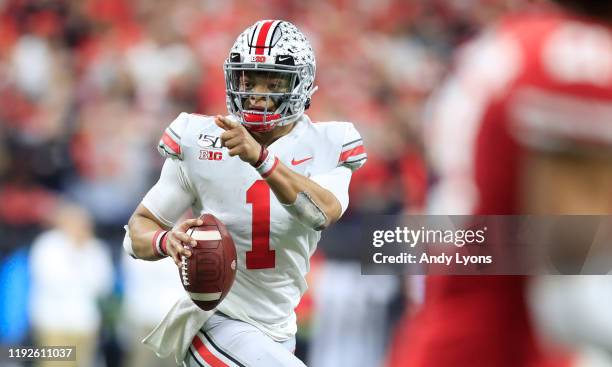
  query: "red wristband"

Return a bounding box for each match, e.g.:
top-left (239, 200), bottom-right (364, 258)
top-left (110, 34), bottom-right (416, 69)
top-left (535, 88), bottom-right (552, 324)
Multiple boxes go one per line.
top-left (252, 146), bottom-right (268, 167)
top-left (159, 231), bottom-right (169, 256)
top-left (152, 229), bottom-right (169, 258)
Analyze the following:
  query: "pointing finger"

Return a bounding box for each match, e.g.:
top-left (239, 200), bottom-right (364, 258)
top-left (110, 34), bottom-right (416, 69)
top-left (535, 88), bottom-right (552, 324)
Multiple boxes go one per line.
top-left (220, 115), bottom-right (240, 129)
top-left (215, 115), bottom-right (240, 130)
top-left (214, 116), bottom-right (229, 131)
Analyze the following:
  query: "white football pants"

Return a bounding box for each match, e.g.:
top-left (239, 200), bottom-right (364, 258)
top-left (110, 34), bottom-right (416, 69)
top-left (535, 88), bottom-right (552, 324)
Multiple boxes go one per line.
top-left (183, 312), bottom-right (306, 367)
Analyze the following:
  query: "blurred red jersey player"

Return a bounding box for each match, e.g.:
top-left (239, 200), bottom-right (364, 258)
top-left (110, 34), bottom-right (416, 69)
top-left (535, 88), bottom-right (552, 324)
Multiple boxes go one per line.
top-left (389, 1), bottom-right (612, 367)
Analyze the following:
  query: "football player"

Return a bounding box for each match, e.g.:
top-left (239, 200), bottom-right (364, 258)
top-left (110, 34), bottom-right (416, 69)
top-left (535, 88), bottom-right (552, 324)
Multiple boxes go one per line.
top-left (390, 1), bottom-right (612, 366)
top-left (123, 20), bottom-right (366, 367)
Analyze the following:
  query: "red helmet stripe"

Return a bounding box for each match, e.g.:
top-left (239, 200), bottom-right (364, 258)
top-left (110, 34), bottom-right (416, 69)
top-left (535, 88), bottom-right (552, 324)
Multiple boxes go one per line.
top-left (255, 20), bottom-right (275, 55)
top-left (264, 20), bottom-right (282, 55)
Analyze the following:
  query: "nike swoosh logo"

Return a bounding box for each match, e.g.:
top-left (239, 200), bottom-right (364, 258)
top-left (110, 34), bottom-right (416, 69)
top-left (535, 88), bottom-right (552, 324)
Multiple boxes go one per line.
top-left (278, 56), bottom-right (292, 62)
top-left (291, 157), bottom-right (312, 166)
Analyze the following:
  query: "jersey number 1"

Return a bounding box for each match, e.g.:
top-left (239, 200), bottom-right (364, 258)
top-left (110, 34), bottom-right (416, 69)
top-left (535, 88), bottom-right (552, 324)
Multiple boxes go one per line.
top-left (246, 180), bottom-right (275, 269)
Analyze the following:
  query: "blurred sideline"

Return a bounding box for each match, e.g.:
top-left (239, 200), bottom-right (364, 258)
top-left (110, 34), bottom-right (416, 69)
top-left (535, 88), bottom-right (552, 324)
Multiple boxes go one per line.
top-left (6, 1), bottom-right (607, 367)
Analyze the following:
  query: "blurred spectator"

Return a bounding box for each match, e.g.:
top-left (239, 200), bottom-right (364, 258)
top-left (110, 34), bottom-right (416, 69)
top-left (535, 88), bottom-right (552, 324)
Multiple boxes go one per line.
top-left (0, 0), bottom-right (537, 365)
top-left (308, 264), bottom-right (398, 367)
top-left (29, 202), bottom-right (113, 367)
top-left (124, 2), bottom-right (200, 113)
top-left (66, 98), bottom-right (156, 227)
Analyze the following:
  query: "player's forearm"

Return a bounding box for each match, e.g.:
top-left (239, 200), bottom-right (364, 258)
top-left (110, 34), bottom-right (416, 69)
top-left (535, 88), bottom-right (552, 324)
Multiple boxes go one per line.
top-left (127, 208), bottom-right (169, 260)
top-left (214, 114), bottom-right (342, 227)
top-left (264, 162), bottom-right (342, 227)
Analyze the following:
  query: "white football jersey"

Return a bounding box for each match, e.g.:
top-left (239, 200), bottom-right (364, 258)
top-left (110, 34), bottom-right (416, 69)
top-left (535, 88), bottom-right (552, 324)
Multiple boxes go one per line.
top-left (141, 112), bottom-right (366, 341)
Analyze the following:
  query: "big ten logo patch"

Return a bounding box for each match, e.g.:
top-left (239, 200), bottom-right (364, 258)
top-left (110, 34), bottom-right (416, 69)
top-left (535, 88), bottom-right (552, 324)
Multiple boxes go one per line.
top-left (199, 150), bottom-right (223, 161)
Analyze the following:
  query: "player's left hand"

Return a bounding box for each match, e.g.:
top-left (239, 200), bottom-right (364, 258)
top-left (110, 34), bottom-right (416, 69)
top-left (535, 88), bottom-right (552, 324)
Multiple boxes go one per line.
top-left (215, 115), bottom-right (261, 164)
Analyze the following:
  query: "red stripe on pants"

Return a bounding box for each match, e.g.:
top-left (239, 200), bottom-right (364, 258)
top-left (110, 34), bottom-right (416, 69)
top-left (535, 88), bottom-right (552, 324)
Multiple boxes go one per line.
top-left (192, 334), bottom-right (229, 367)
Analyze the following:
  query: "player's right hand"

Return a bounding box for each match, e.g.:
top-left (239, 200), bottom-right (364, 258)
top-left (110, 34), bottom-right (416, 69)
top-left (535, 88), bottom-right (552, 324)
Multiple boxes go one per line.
top-left (165, 218), bottom-right (203, 266)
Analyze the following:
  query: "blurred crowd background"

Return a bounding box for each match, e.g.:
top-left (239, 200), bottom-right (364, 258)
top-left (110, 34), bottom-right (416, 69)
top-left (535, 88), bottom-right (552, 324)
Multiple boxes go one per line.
top-left (0, 0), bottom-right (537, 366)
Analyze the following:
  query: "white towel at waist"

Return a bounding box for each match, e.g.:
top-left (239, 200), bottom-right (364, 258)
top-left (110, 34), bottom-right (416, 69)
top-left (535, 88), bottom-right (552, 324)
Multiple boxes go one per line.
top-left (142, 295), bottom-right (214, 365)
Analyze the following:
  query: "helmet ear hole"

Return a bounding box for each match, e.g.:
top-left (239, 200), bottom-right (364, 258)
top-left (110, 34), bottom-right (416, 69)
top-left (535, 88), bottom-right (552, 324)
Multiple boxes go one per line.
top-left (304, 98), bottom-right (311, 110)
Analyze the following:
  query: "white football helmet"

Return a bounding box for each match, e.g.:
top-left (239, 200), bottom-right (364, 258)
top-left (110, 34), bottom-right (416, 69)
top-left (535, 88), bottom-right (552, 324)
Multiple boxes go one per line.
top-left (224, 20), bottom-right (317, 132)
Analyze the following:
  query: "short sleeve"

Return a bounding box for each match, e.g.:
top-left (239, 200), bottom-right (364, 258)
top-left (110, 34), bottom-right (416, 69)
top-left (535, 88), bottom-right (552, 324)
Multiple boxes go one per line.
top-left (311, 166), bottom-right (352, 215)
top-left (338, 123), bottom-right (367, 171)
top-left (141, 159), bottom-right (195, 228)
top-left (158, 112), bottom-right (190, 160)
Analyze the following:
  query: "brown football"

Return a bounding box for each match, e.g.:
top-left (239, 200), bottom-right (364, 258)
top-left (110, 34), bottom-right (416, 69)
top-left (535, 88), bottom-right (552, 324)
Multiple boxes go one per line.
top-left (180, 213), bottom-right (237, 311)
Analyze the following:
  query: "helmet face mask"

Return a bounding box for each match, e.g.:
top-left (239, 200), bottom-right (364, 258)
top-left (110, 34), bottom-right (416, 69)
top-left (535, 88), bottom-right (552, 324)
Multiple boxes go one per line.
top-left (224, 20), bottom-right (316, 132)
